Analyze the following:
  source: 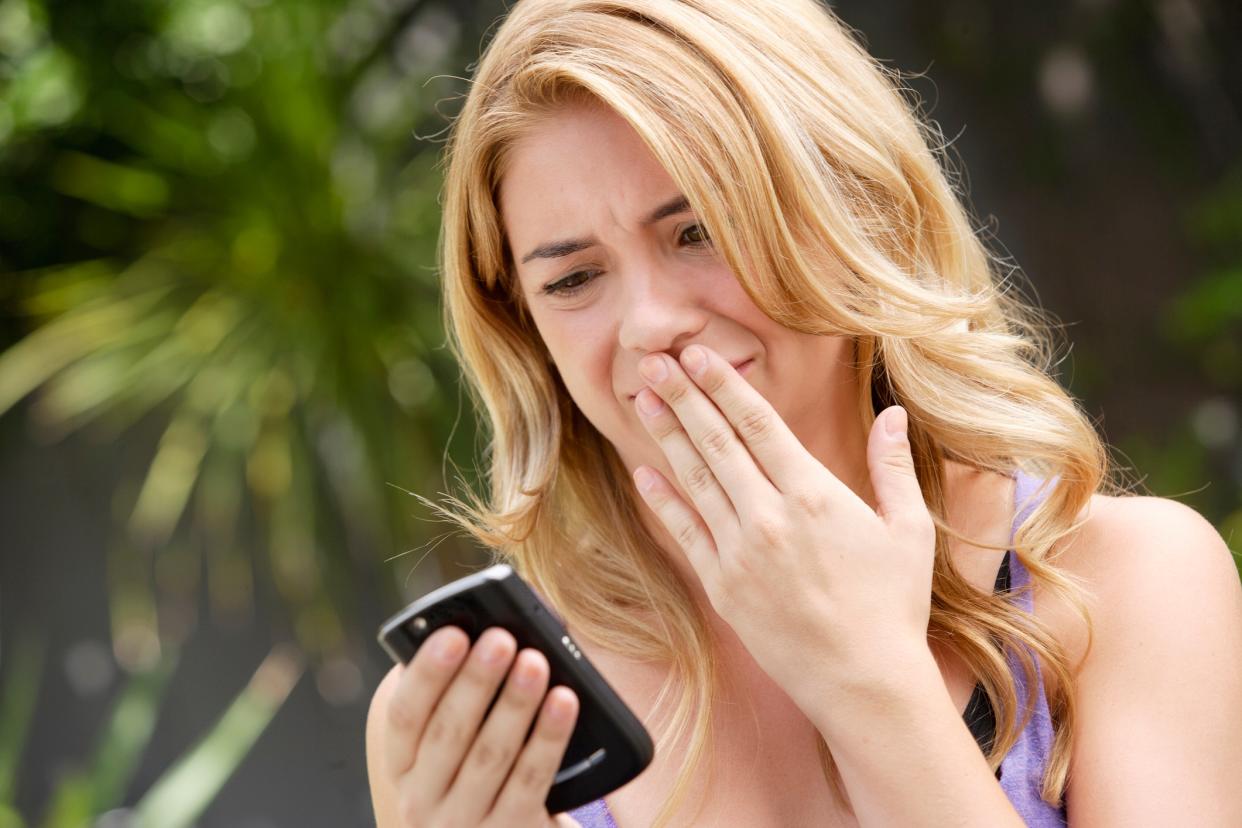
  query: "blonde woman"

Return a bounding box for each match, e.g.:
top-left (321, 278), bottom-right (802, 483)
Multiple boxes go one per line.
top-left (365, 0), bottom-right (1242, 825)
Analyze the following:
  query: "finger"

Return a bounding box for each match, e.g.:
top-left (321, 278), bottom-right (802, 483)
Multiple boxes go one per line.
top-left (409, 627), bottom-right (517, 805)
top-left (489, 686), bottom-right (580, 820)
top-left (384, 625), bottom-right (470, 777)
top-left (633, 463), bottom-right (721, 582)
top-left (441, 648), bottom-right (551, 823)
top-left (639, 352), bottom-right (774, 512)
top-left (679, 345), bottom-right (849, 498)
top-left (866, 406), bottom-right (932, 540)
top-left (634, 384), bottom-right (740, 537)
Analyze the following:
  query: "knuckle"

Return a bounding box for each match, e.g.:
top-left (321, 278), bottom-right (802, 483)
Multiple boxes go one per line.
top-left (750, 513), bottom-right (788, 547)
top-left (650, 417), bottom-right (681, 440)
top-left (424, 709), bottom-right (463, 746)
top-left (682, 462), bottom-right (716, 495)
top-left (664, 381), bottom-right (692, 406)
top-left (469, 738), bottom-right (513, 773)
top-left (881, 452), bottom-right (917, 476)
top-left (512, 757), bottom-right (546, 792)
top-left (790, 487), bottom-right (830, 518)
top-left (698, 425), bottom-right (734, 461)
top-left (736, 407), bottom-right (772, 442)
top-left (675, 520), bottom-right (703, 550)
top-left (702, 369), bottom-right (729, 396)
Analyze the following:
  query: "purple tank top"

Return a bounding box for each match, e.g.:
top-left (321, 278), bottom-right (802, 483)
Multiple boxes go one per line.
top-left (567, 470), bottom-right (1067, 826)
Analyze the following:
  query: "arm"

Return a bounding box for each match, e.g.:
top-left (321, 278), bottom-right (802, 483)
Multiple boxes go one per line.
top-left (799, 645), bottom-right (1023, 824)
top-left (803, 496), bottom-right (1242, 826)
top-left (1058, 496), bottom-right (1242, 825)
top-left (806, 642), bottom-right (1025, 826)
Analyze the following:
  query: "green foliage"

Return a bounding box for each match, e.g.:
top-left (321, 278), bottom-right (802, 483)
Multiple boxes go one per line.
top-left (0, 636), bottom-right (43, 809)
top-left (1, 0), bottom-right (484, 668)
top-left (1, 0), bottom-right (486, 818)
top-left (37, 656), bottom-right (176, 827)
top-left (130, 646), bottom-right (302, 828)
top-left (0, 636), bottom-right (301, 828)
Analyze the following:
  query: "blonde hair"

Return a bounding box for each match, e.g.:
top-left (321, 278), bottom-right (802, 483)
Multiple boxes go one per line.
top-left (427, 0), bottom-right (1110, 822)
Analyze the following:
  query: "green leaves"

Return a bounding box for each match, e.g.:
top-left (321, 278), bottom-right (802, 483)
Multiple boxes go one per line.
top-left (1, 0), bottom-right (492, 821)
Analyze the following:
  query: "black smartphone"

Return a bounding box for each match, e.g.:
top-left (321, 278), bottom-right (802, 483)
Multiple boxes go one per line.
top-left (377, 563), bottom-right (654, 814)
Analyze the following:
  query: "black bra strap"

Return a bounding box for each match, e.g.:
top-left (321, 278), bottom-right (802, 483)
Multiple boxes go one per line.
top-left (994, 549), bottom-right (1012, 593)
top-left (962, 682), bottom-right (997, 754)
top-left (961, 550), bottom-right (1012, 777)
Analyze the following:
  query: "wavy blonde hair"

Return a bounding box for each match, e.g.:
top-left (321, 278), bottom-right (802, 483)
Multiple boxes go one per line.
top-left (427, 0), bottom-right (1111, 822)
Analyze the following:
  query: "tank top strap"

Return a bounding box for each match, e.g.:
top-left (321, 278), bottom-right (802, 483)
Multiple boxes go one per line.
top-left (998, 468), bottom-right (1068, 825)
top-left (1005, 469), bottom-right (1058, 609)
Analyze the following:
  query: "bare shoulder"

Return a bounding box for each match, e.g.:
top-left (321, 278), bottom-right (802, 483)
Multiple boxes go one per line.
top-left (1056, 492), bottom-right (1236, 581)
top-left (1044, 494), bottom-right (1242, 823)
top-left (1038, 493), bottom-right (1240, 664)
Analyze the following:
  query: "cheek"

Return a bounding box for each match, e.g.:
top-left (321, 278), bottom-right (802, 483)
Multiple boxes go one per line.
top-left (544, 331), bottom-right (621, 428)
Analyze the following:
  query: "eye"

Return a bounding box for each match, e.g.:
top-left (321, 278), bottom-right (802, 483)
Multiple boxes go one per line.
top-left (541, 269), bottom-right (600, 297)
top-left (680, 223), bottom-right (711, 246)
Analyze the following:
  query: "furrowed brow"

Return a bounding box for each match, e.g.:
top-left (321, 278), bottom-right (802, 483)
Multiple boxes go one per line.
top-left (518, 194), bottom-right (692, 264)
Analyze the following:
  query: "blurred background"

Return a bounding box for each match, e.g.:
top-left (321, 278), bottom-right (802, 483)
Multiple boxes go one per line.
top-left (0, 0), bottom-right (1238, 825)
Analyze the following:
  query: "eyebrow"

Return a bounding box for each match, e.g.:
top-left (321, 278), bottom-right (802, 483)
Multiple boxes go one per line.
top-left (518, 194), bottom-right (692, 265)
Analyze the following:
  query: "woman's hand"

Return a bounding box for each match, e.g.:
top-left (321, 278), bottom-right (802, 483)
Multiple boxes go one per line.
top-left (630, 344), bottom-right (937, 715)
top-left (365, 625), bottom-right (583, 828)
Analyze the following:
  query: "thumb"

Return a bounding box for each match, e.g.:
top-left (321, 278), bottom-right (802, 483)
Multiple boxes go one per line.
top-left (867, 406), bottom-right (930, 536)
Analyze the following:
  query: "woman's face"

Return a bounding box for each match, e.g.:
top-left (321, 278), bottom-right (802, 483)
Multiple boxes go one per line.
top-left (497, 102), bottom-right (869, 503)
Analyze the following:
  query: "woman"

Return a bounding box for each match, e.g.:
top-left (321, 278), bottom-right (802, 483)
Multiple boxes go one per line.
top-left (365, 0), bottom-right (1242, 825)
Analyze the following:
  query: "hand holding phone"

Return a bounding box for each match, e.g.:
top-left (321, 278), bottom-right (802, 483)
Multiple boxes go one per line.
top-left (375, 564), bottom-right (654, 818)
top-left (369, 622), bottom-right (585, 827)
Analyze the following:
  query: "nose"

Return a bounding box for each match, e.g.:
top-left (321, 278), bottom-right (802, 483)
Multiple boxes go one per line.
top-left (616, 264), bottom-right (709, 357)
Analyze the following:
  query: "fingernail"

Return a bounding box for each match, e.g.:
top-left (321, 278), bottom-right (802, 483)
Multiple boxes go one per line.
top-left (634, 466), bottom-right (656, 492)
top-left (434, 631), bottom-right (466, 663)
top-left (885, 406), bottom-right (907, 437)
top-left (479, 629), bottom-right (511, 664)
top-left (639, 355), bottom-right (668, 384)
top-left (513, 654), bottom-right (540, 688)
top-left (681, 346), bottom-right (707, 377)
top-left (636, 388), bottom-right (665, 416)
top-left (547, 689), bottom-right (576, 722)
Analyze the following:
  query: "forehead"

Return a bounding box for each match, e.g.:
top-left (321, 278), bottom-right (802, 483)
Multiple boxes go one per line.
top-left (497, 104), bottom-right (679, 249)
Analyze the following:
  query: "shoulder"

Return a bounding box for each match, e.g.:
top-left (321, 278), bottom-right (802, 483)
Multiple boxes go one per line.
top-left (1045, 494), bottom-right (1242, 823)
top-left (1035, 492), bottom-right (1242, 681)
top-left (1059, 492), bottom-right (1235, 578)
top-left (1045, 493), bottom-right (1240, 664)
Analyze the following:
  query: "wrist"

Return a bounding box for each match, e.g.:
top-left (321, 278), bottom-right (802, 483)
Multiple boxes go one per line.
top-left (808, 637), bottom-right (945, 741)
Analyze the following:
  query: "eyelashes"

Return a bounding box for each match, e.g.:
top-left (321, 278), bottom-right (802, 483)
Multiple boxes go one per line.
top-left (540, 223), bottom-right (713, 298)
top-left (541, 268), bottom-right (600, 297)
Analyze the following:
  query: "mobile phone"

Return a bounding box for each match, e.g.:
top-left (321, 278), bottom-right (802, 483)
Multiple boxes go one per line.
top-left (377, 563), bottom-right (654, 814)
